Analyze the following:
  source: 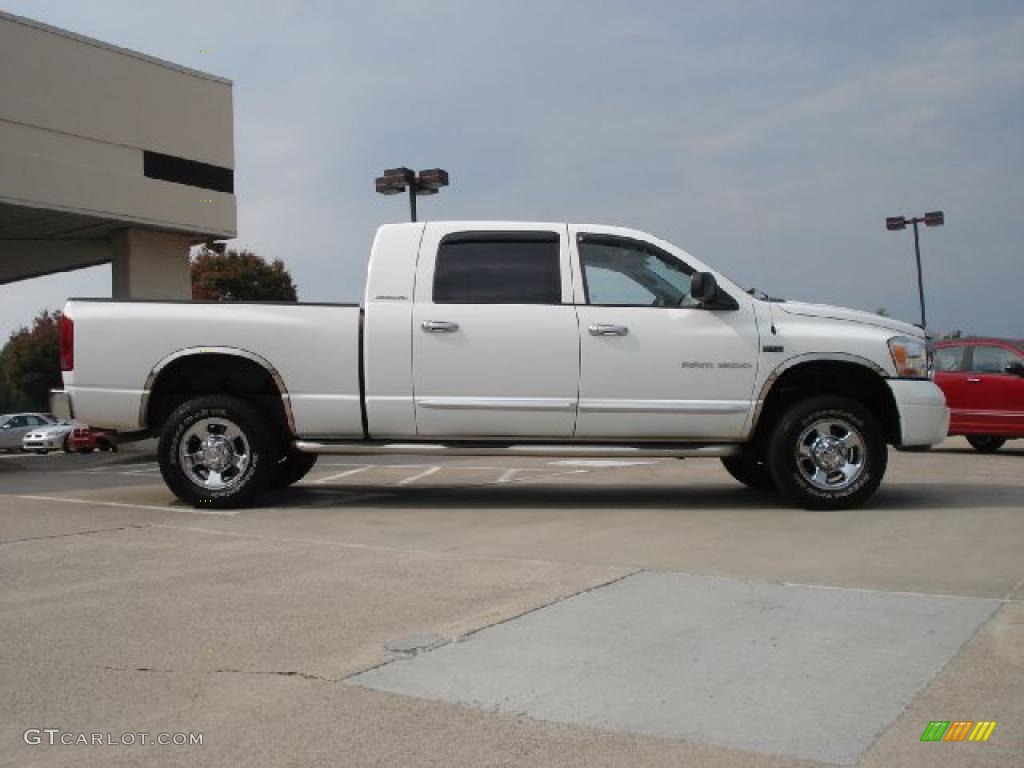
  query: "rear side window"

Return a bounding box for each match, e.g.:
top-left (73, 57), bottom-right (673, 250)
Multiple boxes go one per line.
top-left (433, 234), bottom-right (561, 304)
top-left (933, 346), bottom-right (966, 372)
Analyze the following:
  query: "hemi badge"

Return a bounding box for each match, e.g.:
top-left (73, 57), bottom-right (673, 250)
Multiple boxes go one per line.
top-left (763, 345), bottom-right (784, 353)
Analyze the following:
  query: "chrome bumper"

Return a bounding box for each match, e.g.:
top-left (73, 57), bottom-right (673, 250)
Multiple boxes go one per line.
top-left (49, 389), bottom-right (73, 421)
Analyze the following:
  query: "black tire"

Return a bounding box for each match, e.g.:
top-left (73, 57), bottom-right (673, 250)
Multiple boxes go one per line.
top-left (721, 450), bottom-right (775, 490)
top-left (966, 436), bottom-right (1006, 453)
top-left (158, 395), bottom-right (281, 509)
top-left (63, 435), bottom-right (72, 453)
top-left (271, 448), bottom-right (318, 488)
top-left (767, 396), bottom-right (887, 510)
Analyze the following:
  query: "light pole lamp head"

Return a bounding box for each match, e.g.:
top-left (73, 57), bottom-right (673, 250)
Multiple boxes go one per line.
top-left (924, 210), bottom-right (944, 227)
top-left (376, 167), bottom-right (416, 195)
top-left (886, 216), bottom-right (907, 231)
top-left (375, 176), bottom-right (402, 195)
top-left (415, 168), bottom-right (449, 195)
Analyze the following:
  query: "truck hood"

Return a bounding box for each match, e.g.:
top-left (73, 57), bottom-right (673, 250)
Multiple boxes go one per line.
top-left (778, 301), bottom-right (923, 337)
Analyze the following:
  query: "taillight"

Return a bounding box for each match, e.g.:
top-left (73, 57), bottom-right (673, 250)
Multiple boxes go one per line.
top-left (59, 314), bottom-right (74, 371)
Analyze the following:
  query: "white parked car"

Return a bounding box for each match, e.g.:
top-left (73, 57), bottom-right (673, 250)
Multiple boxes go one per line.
top-left (0, 413), bottom-right (56, 451)
top-left (51, 221), bottom-right (949, 510)
top-left (22, 420), bottom-right (78, 453)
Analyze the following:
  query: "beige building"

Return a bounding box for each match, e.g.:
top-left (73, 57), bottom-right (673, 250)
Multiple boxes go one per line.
top-left (0, 10), bottom-right (236, 298)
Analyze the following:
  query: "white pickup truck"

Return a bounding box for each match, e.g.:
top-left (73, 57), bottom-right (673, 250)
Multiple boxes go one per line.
top-left (52, 221), bottom-right (948, 510)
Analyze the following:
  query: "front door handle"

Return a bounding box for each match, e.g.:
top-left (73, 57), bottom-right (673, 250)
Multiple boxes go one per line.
top-left (967, 377), bottom-right (982, 383)
top-left (588, 323), bottom-right (629, 337)
top-left (421, 320), bottom-right (460, 333)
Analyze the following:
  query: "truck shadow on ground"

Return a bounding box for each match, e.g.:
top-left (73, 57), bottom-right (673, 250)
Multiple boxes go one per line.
top-left (262, 482), bottom-right (1024, 512)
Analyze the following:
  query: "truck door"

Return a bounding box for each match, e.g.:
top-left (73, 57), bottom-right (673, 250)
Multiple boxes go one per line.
top-left (570, 228), bottom-right (760, 439)
top-left (412, 224), bottom-right (580, 437)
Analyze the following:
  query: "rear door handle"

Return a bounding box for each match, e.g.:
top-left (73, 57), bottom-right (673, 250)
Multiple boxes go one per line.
top-left (588, 324), bottom-right (629, 337)
top-left (421, 320), bottom-right (460, 333)
top-left (967, 377), bottom-right (982, 383)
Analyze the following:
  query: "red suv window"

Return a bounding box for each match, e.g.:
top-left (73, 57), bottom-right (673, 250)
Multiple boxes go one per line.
top-left (969, 344), bottom-right (1024, 374)
top-left (934, 345), bottom-right (967, 372)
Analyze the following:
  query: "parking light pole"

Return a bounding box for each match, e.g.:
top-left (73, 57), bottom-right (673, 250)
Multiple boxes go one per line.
top-left (885, 210), bottom-right (944, 330)
top-left (375, 167), bottom-right (449, 222)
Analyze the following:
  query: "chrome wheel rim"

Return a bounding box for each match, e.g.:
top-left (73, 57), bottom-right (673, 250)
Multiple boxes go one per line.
top-left (178, 417), bottom-right (250, 491)
top-left (795, 418), bottom-right (866, 492)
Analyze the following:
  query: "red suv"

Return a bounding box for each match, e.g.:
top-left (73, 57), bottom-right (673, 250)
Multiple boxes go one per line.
top-left (933, 338), bottom-right (1024, 452)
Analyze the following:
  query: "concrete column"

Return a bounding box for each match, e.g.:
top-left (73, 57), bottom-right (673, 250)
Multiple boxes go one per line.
top-left (111, 228), bottom-right (192, 299)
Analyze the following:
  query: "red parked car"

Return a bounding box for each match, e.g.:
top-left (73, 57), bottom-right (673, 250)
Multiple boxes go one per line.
top-left (66, 425), bottom-right (118, 454)
top-left (933, 338), bottom-right (1024, 452)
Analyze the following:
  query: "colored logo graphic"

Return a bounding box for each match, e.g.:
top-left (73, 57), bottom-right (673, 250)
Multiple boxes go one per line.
top-left (920, 721), bottom-right (996, 742)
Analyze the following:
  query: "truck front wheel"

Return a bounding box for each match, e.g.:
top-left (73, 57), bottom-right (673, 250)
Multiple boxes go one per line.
top-left (158, 395), bottom-right (281, 509)
top-left (767, 396), bottom-right (887, 510)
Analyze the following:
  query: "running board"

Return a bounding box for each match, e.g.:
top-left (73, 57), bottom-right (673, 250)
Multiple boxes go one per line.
top-left (293, 440), bottom-right (740, 459)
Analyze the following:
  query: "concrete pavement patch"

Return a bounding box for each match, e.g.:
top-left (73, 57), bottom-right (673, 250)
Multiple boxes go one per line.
top-left (351, 571), bottom-right (1001, 764)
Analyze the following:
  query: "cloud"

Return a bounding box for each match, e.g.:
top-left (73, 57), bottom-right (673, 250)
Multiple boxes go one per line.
top-left (1, 1), bottom-right (1022, 339)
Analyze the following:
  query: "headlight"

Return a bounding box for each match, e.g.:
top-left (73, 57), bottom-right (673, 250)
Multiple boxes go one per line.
top-left (888, 336), bottom-right (929, 378)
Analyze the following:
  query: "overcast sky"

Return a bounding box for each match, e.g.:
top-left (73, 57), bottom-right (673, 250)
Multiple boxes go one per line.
top-left (3, 0), bottom-right (1022, 340)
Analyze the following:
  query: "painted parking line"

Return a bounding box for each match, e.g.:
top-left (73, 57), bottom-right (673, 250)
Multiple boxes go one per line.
top-left (501, 468), bottom-right (591, 484)
top-left (308, 463), bottom-right (604, 488)
top-left (59, 456), bottom-right (656, 488)
top-left (549, 459), bottom-right (657, 467)
top-left (394, 466), bottom-right (442, 485)
top-left (13, 494), bottom-right (241, 516)
top-left (495, 468), bottom-right (523, 484)
top-left (82, 462), bottom-right (161, 475)
top-left (314, 466), bottom-right (373, 484)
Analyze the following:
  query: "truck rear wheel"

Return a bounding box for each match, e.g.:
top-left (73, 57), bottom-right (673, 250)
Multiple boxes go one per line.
top-left (720, 451), bottom-right (775, 490)
top-left (767, 396), bottom-right (886, 510)
top-left (158, 395), bottom-right (280, 509)
top-left (271, 448), bottom-right (318, 488)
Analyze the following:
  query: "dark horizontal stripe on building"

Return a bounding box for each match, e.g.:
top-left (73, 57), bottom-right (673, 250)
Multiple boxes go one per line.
top-left (143, 150), bottom-right (234, 194)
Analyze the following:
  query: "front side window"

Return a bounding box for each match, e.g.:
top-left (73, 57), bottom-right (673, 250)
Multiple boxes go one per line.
top-left (933, 346), bottom-right (966, 372)
top-left (970, 345), bottom-right (1024, 374)
top-left (579, 235), bottom-right (698, 307)
top-left (433, 234), bottom-right (561, 304)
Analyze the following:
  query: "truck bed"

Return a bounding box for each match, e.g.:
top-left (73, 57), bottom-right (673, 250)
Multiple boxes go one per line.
top-left (63, 299), bottom-right (364, 437)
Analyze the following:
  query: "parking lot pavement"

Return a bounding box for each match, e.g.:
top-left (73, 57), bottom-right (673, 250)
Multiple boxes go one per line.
top-left (1, 438), bottom-right (1022, 767)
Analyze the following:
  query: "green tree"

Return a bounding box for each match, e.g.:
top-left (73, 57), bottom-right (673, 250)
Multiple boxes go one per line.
top-left (191, 247), bottom-right (298, 301)
top-left (0, 347), bottom-right (19, 412)
top-left (0, 310), bottom-right (62, 411)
